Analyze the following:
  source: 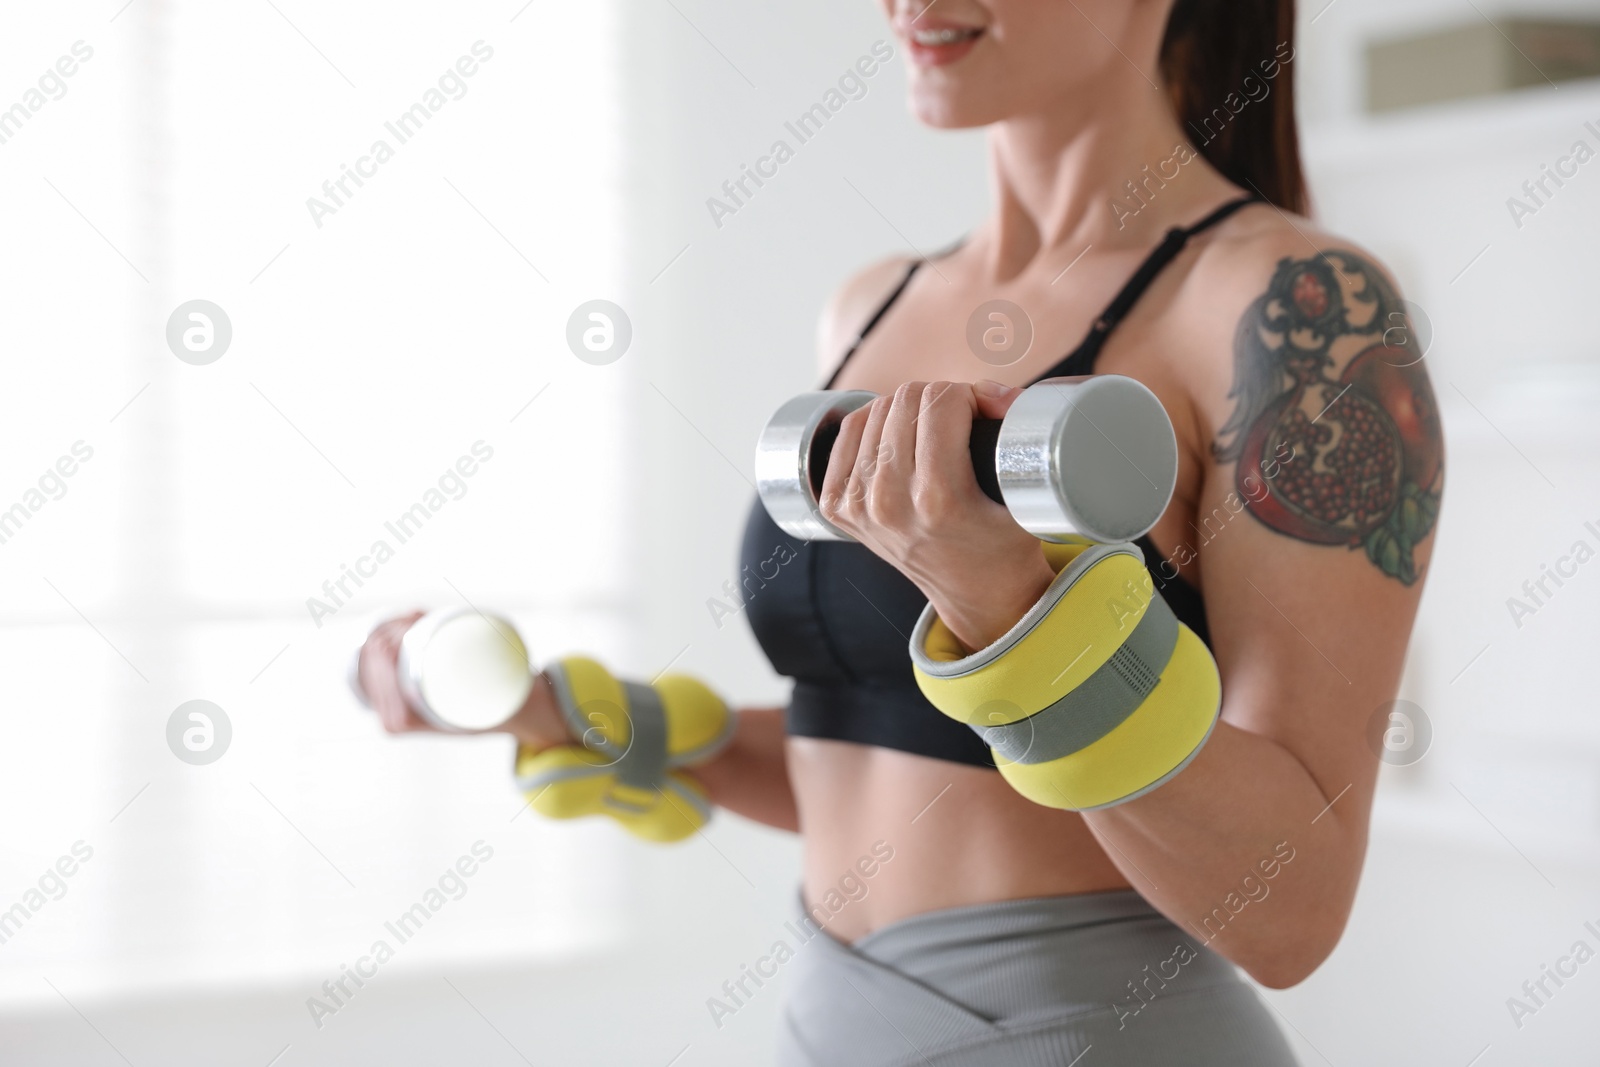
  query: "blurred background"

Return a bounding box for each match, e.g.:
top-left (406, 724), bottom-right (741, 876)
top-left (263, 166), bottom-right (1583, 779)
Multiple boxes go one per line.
top-left (1, 0), bottom-right (1597, 1063)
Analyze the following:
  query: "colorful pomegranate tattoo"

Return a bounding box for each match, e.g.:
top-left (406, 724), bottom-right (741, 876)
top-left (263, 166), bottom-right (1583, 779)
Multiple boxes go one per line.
top-left (1213, 251), bottom-right (1443, 584)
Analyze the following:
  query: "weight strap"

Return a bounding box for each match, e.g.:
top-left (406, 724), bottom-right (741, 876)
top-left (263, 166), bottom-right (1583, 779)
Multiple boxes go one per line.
top-left (976, 590), bottom-right (1177, 764)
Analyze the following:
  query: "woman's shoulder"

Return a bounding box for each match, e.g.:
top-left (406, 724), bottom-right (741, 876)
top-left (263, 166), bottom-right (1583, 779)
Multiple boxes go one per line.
top-left (1175, 201), bottom-right (1414, 378)
top-left (814, 254), bottom-right (919, 378)
top-left (1168, 200), bottom-right (1434, 467)
top-left (1195, 202), bottom-right (1400, 307)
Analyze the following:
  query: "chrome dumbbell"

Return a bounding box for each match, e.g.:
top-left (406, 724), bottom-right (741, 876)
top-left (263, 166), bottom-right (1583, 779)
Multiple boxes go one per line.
top-left (755, 375), bottom-right (1178, 544)
top-left (348, 607), bottom-right (533, 733)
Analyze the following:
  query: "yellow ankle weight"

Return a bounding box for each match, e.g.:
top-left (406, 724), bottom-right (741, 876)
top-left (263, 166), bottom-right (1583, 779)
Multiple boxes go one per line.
top-left (910, 542), bottom-right (1220, 811)
top-left (512, 656), bottom-right (734, 842)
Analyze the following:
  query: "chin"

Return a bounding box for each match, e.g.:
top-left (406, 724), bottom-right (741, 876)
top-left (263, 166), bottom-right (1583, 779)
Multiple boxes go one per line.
top-left (906, 80), bottom-right (1005, 129)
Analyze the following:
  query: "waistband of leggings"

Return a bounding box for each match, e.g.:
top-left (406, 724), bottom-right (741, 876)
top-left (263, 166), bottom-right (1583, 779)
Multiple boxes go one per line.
top-left (801, 889), bottom-right (1167, 958)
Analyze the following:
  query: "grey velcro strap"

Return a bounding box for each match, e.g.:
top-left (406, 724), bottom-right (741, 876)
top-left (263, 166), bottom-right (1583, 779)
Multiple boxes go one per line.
top-left (977, 590), bottom-right (1178, 765)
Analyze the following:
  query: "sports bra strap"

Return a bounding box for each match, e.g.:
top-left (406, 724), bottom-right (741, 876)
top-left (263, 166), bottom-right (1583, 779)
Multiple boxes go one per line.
top-left (823, 259), bottom-right (925, 390)
top-left (823, 193), bottom-right (1261, 389)
top-left (1042, 193), bottom-right (1261, 380)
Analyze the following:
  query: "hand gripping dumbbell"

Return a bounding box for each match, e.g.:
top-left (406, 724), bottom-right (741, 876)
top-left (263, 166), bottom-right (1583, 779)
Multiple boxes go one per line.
top-left (347, 607), bottom-right (534, 733)
top-left (348, 608), bottom-right (734, 842)
top-left (755, 375), bottom-right (1179, 544)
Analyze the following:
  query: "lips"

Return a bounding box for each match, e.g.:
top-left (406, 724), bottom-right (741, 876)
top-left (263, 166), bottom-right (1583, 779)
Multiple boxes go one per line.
top-left (901, 18), bottom-right (985, 67)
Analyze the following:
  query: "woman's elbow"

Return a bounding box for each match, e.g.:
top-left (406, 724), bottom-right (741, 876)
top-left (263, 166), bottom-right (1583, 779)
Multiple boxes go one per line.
top-left (1245, 954), bottom-right (1322, 991)
top-left (1237, 919), bottom-right (1346, 990)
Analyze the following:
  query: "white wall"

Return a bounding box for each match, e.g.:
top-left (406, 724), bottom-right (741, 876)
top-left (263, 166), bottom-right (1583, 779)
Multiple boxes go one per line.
top-left (1277, 3), bottom-right (1600, 1063)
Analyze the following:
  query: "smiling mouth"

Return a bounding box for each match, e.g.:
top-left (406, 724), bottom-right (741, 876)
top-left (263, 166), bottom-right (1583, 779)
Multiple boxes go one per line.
top-left (910, 26), bottom-right (984, 46)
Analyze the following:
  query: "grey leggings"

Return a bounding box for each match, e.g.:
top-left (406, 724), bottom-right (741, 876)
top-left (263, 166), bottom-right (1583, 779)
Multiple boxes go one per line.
top-left (778, 890), bottom-right (1300, 1066)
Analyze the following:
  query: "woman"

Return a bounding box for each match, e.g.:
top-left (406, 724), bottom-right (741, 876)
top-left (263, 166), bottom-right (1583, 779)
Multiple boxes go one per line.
top-left (360, 0), bottom-right (1443, 1062)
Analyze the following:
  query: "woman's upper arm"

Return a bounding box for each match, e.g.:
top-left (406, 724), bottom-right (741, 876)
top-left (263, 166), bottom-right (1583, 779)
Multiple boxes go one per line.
top-left (1188, 231), bottom-right (1445, 819)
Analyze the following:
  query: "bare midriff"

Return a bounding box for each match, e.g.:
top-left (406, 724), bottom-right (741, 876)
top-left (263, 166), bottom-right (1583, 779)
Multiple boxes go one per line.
top-left (788, 736), bottom-right (1134, 943)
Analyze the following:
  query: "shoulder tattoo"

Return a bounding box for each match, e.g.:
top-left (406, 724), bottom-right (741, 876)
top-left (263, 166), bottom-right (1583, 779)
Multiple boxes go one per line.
top-left (1212, 250), bottom-right (1444, 584)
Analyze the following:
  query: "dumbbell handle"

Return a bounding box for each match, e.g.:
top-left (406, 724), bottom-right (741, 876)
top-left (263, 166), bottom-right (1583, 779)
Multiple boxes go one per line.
top-left (807, 419), bottom-right (1006, 505)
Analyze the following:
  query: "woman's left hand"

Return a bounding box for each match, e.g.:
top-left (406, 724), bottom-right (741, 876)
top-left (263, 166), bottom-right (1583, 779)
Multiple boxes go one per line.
top-left (817, 379), bottom-right (1057, 652)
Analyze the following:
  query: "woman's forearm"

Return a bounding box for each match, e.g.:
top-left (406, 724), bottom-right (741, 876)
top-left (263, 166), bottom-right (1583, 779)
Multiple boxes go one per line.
top-left (1084, 720), bottom-right (1366, 988)
top-left (693, 707), bottom-right (799, 832)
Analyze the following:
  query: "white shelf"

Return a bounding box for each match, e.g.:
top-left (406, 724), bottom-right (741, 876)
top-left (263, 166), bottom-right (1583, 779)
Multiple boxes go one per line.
top-left (1302, 76), bottom-right (1600, 171)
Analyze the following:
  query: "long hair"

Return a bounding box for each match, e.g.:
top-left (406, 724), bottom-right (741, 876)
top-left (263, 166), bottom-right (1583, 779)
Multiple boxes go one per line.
top-left (1159, 0), bottom-right (1308, 214)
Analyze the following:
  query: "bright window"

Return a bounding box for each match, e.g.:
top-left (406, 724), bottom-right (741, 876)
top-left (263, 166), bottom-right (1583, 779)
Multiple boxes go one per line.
top-left (0, 0), bottom-right (633, 1007)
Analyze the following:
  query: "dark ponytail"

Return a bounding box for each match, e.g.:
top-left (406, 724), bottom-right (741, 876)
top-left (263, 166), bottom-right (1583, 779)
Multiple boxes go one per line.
top-left (1159, 0), bottom-right (1307, 215)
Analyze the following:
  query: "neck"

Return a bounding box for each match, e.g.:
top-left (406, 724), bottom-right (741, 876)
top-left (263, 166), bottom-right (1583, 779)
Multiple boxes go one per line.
top-left (979, 67), bottom-right (1230, 281)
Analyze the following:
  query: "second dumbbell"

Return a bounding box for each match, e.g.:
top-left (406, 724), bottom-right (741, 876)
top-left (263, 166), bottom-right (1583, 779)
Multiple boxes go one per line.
top-left (754, 374), bottom-right (1178, 544)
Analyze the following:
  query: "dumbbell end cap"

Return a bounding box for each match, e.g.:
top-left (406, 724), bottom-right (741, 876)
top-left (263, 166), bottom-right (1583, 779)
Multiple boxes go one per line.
top-left (998, 375), bottom-right (1178, 544)
top-left (755, 391), bottom-right (876, 542)
top-left (347, 642), bottom-right (371, 709)
top-left (398, 608), bottom-right (534, 733)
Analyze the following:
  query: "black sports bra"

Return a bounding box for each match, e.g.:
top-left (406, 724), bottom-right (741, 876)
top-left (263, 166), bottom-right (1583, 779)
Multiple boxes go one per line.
top-left (741, 195), bottom-right (1258, 767)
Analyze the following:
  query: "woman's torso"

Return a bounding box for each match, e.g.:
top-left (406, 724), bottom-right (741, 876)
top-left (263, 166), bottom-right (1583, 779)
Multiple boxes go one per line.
top-left (759, 193), bottom-right (1264, 940)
